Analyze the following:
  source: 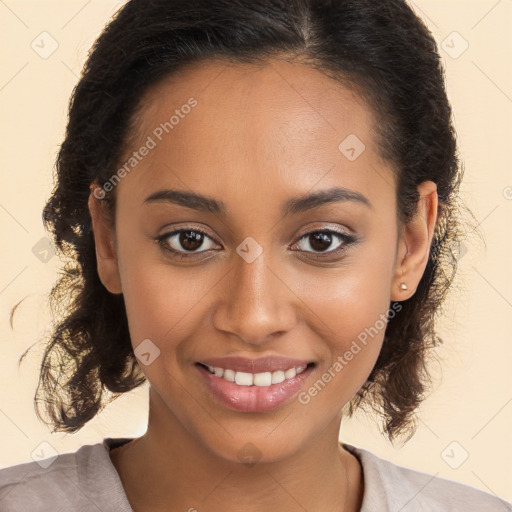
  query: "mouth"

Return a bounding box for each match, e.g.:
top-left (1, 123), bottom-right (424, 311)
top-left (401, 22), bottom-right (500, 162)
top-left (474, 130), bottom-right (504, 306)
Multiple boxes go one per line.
top-left (195, 357), bottom-right (316, 413)
top-left (196, 361), bottom-right (315, 387)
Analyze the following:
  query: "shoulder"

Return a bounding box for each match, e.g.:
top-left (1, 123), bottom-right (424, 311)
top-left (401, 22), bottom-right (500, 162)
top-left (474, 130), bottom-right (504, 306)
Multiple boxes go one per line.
top-left (0, 447), bottom-right (82, 510)
top-left (343, 443), bottom-right (512, 512)
top-left (0, 439), bottom-right (132, 512)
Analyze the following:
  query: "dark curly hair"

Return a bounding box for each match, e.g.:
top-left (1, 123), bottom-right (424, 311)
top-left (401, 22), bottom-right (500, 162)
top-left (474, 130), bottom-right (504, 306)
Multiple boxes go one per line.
top-left (14, 0), bottom-right (476, 443)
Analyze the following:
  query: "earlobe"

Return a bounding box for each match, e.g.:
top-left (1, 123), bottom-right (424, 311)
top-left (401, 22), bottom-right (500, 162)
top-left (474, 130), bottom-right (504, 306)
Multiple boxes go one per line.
top-left (390, 181), bottom-right (438, 301)
top-left (87, 184), bottom-right (123, 295)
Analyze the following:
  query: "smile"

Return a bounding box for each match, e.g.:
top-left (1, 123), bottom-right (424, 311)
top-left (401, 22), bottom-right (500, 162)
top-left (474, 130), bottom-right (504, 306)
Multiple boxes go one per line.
top-left (195, 359), bottom-right (315, 413)
top-left (198, 363), bottom-right (308, 387)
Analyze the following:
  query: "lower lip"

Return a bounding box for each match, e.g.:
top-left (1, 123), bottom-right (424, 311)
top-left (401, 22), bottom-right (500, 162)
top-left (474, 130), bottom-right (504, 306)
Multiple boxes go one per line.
top-left (196, 364), bottom-right (314, 413)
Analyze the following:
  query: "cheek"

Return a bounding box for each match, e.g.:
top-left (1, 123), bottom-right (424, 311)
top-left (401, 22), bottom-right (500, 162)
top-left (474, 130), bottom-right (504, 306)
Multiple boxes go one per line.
top-left (117, 239), bottom-right (206, 353)
top-left (295, 273), bottom-right (389, 412)
top-left (293, 250), bottom-right (394, 405)
top-left (314, 280), bottom-right (387, 357)
top-left (118, 252), bottom-right (238, 388)
top-left (124, 273), bottom-right (210, 342)
top-left (296, 249), bottom-right (394, 347)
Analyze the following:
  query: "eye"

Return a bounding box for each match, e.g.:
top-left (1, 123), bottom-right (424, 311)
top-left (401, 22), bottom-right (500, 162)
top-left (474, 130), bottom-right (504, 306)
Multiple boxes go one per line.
top-left (156, 228), bottom-right (220, 259)
top-left (155, 226), bottom-right (358, 261)
top-left (291, 229), bottom-right (357, 258)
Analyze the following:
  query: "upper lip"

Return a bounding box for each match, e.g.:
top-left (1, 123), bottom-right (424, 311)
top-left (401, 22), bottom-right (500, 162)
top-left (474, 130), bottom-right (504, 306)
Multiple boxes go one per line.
top-left (197, 356), bottom-right (313, 374)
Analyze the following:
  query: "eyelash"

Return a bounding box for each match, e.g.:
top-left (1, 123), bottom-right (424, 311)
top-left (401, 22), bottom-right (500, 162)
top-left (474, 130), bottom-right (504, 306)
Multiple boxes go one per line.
top-left (155, 226), bottom-right (358, 261)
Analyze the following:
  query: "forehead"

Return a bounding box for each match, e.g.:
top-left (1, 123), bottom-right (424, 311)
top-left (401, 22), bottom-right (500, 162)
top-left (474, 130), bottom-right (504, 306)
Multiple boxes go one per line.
top-left (117, 57), bottom-right (395, 213)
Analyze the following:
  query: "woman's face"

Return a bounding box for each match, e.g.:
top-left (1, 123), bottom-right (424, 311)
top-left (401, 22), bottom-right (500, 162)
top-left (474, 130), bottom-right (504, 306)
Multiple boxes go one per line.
top-left (90, 58), bottom-right (432, 463)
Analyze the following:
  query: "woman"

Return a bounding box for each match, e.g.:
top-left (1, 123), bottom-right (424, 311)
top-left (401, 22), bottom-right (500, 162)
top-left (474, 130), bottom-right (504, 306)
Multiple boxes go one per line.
top-left (1, 0), bottom-right (510, 510)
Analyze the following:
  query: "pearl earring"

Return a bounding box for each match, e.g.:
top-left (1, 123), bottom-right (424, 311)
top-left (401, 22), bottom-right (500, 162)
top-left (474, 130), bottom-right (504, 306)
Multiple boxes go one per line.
top-left (399, 282), bottom-right (408, 291)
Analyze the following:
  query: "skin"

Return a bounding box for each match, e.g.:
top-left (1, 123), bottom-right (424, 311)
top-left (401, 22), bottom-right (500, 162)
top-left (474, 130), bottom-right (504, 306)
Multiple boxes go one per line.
top-left (88, 57), bottom-right (438, 512)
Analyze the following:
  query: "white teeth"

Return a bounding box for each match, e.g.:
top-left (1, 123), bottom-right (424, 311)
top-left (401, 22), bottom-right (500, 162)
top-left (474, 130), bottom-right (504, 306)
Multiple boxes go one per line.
top-left (284, 367), bottom-right (297, 379)
top-left (223, 369), bottom-right (235, 382)
top-left (203, 364), bottom-right (309, 387)
top-left (234, 371), bottom-right (253, 386)
top-left (253, 372), bottom-right (272, 386)
top-left (271, 370), bottom-right (286, 384)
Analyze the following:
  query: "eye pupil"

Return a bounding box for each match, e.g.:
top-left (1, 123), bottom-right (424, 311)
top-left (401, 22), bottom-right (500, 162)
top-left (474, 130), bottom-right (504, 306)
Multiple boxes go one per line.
top-left (180, 230), bottom-right (204, 251)
top-left (309, 232), bottom-right (332, 252)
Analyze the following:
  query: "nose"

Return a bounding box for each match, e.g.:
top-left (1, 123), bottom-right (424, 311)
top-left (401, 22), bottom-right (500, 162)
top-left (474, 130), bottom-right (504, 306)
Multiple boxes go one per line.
top-left (213, 248), bottom-right (297, 346)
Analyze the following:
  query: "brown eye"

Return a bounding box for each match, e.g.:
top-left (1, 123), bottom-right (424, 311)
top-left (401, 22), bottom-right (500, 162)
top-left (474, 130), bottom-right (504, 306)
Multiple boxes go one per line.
top-left (293, 229), bottom-right (357, 258)
top-left (305, 232), bottom-right (335, 252)
top-left (178, 230), bottom-right (205, 251)
top-left (157, 228), bottom-right (218, 257)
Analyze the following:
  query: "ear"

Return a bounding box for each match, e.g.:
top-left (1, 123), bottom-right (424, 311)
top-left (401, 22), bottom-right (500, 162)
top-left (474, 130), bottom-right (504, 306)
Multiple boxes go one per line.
top-left (390, 181), bottom-right (438, 301)
top-left (87, 184), bottom-right (123, 295)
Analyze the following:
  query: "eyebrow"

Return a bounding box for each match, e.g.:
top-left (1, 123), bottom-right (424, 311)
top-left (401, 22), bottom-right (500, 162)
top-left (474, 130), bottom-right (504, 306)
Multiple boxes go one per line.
top-left (143, 186), bottom-right (372, 216)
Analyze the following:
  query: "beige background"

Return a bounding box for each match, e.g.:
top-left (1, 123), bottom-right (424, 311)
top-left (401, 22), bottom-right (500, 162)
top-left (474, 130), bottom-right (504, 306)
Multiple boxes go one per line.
top-left (0, 0), bottom-right (511, 502)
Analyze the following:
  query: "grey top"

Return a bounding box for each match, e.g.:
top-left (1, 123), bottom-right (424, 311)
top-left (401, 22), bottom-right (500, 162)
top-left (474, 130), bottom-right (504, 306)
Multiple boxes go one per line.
top-left (0, 438), bottom-right (510, 511)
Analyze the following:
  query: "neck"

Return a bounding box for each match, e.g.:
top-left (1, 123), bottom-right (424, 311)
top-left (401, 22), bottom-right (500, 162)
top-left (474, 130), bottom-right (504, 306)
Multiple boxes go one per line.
top-left (110, 389), bottom-right (363, 512)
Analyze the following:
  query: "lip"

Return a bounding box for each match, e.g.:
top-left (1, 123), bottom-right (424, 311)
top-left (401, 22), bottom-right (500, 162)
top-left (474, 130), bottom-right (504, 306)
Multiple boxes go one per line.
top-left (197, 356), bottom-right (312, 373)
top-left (195, 360), bottom-right (315, 413)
